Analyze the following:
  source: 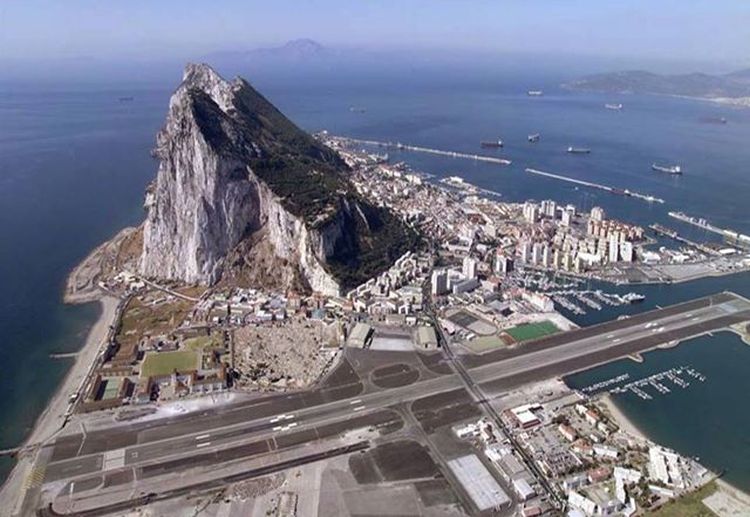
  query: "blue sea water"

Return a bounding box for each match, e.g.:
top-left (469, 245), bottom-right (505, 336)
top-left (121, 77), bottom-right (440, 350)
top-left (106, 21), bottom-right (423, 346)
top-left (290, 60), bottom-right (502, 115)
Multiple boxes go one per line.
top-left (1, 66), bottom-right (749, 487)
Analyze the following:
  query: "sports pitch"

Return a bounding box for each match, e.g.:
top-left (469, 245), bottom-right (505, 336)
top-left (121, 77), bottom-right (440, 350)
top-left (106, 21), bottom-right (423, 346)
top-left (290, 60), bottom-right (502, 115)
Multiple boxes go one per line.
top-left (505, 320), bottom-right (559, 342)
top-left (141, 350), bottom-right (200, 377)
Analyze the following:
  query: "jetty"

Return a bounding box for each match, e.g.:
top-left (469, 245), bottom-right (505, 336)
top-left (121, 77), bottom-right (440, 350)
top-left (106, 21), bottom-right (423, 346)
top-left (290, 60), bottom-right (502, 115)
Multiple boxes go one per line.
top-left (525, 168), bottom-right (664, 204)
top-left (649, 223), bottom-right (720, 255)
top-left (341, 137), bottom-right (512, 166)
top-left (669, 211), bottom-right (750, 249)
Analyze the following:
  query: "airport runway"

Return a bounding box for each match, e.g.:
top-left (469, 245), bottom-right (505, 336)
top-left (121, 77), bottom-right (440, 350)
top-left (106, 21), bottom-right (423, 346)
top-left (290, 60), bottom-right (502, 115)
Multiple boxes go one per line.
top-left (36, 292), bottom-right (750, 514)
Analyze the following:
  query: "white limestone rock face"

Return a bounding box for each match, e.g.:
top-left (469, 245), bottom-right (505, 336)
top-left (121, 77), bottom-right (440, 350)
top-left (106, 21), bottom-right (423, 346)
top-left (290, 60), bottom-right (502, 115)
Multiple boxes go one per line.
top-left (140, 63), bottom-right (342, 294)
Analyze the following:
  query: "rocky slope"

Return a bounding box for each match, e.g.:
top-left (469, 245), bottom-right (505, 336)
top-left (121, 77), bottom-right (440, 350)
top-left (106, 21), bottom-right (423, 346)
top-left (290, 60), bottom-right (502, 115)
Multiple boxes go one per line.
top-left (140, 63), bottom-right (415, 295)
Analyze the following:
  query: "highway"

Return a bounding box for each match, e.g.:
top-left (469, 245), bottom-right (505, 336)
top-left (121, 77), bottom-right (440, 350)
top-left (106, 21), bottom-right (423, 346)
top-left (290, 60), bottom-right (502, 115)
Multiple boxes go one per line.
top-left (34, 291), bottom-right (750, 514)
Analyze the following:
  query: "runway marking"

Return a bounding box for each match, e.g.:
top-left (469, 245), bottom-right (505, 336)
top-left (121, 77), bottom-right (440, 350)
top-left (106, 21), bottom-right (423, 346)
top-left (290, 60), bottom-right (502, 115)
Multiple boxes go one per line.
top-left (284, 414), bottom-right (295, 420)
top-left (349, 399), bottom-right (362, 405)
top-left (24, 465), bottom-right (46, 489)
top-left (272, 426), bottom-right (283, 431)
top-left (353, 406), bottom-right (366, 412)
top-left (196, 442), bottom-right (211, 448)
top-left (195, 434), bottom-right (210, 440)
top-left (287, 422), bottom-right (298, 428)
top-left (691, 317), bottom-right (700, 321)
top-left (613, 338), bottom-right (621, 343)
top-left (270, 417), bottom-right (281, 423)
top-left (606, 334), bottom-right (614, 339)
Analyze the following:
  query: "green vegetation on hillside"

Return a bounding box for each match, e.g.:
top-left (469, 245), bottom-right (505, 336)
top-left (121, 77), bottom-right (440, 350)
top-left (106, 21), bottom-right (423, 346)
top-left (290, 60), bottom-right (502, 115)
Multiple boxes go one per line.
top-left (188, 74), bottom-right (420, 290)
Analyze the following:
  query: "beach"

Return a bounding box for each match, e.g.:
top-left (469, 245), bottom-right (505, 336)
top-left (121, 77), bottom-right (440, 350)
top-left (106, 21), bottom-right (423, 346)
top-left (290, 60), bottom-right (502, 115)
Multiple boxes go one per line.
top-left (597, 393), bottom-right (648, 442)
top-left (0, 294), bottom-right (120, 511)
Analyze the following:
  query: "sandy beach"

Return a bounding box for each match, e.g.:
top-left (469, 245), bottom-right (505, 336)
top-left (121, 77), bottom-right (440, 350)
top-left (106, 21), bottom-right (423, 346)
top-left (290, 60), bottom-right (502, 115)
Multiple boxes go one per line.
top-left (598, 393), bottom-right (648, 442)
top-left (0, 294), bottom-right (120, 512)
top-left (30, 295), bottom-right (119, 444)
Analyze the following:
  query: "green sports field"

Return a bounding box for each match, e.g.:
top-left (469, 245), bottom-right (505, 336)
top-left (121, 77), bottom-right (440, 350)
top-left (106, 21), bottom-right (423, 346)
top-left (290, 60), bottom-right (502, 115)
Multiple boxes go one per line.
top-left (505, 320), bottom-right (559, 342)
top-left (141, 350), bottom-right (200, 377)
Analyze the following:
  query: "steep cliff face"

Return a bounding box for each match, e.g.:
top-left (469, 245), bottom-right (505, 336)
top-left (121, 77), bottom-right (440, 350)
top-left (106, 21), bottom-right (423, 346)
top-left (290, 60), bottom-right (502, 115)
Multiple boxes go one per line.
top-left (141, 63), bottom-right (416, 295)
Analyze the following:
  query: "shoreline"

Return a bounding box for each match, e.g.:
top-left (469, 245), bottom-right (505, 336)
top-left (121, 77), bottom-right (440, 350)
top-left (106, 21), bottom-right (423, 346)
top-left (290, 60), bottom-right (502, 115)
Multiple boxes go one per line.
top-left (0, 293), bottom-right (120, 509)
top-left (597, 392), bottom-right (648, 442)
top-left (599, 393), bottom-right (750, 502)
top-left (27, 294), bottom-right (119, 445)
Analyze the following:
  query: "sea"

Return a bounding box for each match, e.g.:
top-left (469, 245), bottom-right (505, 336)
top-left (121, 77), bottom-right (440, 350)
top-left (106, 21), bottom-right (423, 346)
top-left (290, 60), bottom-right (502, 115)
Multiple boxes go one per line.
top-left (1, 62), bottom-right (749, 488)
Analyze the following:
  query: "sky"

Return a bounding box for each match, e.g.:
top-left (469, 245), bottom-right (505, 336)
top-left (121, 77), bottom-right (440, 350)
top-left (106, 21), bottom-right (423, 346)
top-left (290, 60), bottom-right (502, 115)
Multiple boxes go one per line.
top-left (0, 0), bottom-right (748, 70)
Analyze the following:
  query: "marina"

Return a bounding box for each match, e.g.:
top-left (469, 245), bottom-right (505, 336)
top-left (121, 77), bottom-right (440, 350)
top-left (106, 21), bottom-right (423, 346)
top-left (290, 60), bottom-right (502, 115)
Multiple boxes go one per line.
top-left (547, 289), bottom-right (645, 316)
top-left (525, 167), bottom-right (665, 204)
top-left (580, 366), bottom-right (706, 399)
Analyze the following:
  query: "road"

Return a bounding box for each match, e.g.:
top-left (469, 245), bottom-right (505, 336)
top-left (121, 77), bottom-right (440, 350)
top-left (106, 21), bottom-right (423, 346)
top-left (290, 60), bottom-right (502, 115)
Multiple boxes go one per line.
top-left (29, 291), bottom-right (750, 515)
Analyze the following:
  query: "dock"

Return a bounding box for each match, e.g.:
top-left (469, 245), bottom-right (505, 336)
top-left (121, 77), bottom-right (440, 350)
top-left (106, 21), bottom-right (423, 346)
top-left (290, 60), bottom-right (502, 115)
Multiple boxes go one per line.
top-left (669, 211), bottom-right (750, 249)
top-left (341, 137), bottom-right (512, 165)
top-left (649, 224), bottom-right (720, 255)
top-left (524, 168), bottom-right (664, 204)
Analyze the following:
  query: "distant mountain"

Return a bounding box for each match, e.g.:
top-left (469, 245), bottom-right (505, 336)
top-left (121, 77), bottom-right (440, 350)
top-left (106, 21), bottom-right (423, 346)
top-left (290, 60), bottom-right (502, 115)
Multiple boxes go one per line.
top-left (205, 39), bottom-right (334, 64)
top-left (564, 69), bottom-right (750, 99)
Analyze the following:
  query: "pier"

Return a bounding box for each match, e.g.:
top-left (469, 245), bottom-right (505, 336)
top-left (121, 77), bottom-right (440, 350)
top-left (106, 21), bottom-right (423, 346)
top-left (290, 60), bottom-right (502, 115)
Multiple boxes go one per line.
top-left (649, 224), bottom-right (720, 256)
top-left (340, 137), bottom-right (512, 165)
top-left (49, 352), bottom-right (79, 359)
top-left (669, 211), bottom-right (750, 249)
top-left (525, 168), bottom-right (665, 204)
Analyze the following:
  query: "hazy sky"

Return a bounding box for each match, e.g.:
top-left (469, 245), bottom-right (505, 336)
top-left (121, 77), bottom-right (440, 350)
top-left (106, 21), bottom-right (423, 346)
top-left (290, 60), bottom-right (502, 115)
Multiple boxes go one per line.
top-left (1, 0), bottom-right (748, 68)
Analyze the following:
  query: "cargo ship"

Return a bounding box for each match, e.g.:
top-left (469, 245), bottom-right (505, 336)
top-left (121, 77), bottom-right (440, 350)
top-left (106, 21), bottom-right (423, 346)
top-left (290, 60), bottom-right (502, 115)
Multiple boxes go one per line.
top-left (604, 103), bottom-right (623, 110)
top-left (527, 90), bottom-right (543, 96)
top-left (652, 163), bottom-right (682, 175)
top-left (567, 147), bottom-right (591, 154)
top-left (481, 139), bottom-right (503, 148)
top-left (528, 133), bottom-right (540, 143)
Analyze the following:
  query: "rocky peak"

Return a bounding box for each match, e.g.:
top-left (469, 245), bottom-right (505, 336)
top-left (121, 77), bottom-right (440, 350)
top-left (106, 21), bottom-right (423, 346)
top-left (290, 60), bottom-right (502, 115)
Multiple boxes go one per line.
top-left (140, 63), bottom-right (416, 294)
top-left (180, 62), bottom-right (236, 113)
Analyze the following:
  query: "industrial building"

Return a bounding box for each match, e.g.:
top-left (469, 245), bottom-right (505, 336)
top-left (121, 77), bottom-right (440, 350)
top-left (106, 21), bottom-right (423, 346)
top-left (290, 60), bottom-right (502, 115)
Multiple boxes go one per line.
top-left (447, 455), bottom-right (511, 511)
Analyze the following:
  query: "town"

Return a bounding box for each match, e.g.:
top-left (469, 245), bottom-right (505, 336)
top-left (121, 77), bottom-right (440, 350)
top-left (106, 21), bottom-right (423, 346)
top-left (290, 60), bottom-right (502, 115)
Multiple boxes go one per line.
top-left (37, 133), bottom-right (750, 516)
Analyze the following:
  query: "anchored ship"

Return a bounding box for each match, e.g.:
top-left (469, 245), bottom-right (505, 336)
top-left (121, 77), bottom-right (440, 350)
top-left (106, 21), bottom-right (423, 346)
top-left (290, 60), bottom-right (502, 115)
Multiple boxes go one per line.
top-left (527, 90), bottom-right (543, 96)
top-left (528, 133), bottom-right (540, 143)
top-left (604, 103), bottom-right (623, 110)
top-left (480, 139), bottom-right (503, 148)
top-left (652, 163), bottom-right (682, 175)
top-left (567, 146), bottom-right (591, 154)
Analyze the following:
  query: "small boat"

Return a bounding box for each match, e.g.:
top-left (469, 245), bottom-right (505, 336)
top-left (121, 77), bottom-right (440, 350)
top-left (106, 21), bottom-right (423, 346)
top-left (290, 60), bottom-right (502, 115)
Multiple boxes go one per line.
top-left (652, 163), bottom-right (682, 175)
top-left (605, 103), bottom-right (623, 110)
top-left (567, 146), bottom-right (591, 154)
top-left (481, 140), bottom-right (503, 148)
top-left (622, 292), bottom-right (645, 303)
top-left (527, 90), bottom-right (543, 96)
top-left (528, 133), bottom-right (540, 143)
